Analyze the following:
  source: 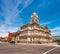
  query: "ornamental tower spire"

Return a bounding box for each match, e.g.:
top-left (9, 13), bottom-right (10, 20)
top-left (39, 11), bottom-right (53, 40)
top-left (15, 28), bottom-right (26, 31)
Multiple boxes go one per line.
top-left (31, 12), bottom-right (39, 24)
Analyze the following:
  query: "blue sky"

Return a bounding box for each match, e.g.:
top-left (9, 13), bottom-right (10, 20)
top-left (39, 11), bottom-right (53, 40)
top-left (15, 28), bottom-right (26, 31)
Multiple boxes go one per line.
top-left (0, 0), bottom-right (60, 37)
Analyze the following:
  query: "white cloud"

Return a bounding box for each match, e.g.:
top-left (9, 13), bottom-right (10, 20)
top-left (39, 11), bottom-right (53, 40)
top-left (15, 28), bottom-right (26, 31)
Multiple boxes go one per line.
top-left (0, 0), bottom-right (33, 37)
top-left (23, 0), bottom-right (33, 8)
top-left (0, 33), bottom-right (8, 37)
top-left (40, 21), bottom-right (52, 26)
top-left (40, 21), bottom-right (60, 36)
top-left (1, 0), bottom-right (33, 24)
top-left (14, 0), bottom-right (33, 16)
top-left (0, 0), bottom-right (33, 22)
top-left (50, 26), bottom-right (60, 36)
top-left (0, 24), bottom-right (19, 37)
top-left (51, 27), bottom-right (60, 31)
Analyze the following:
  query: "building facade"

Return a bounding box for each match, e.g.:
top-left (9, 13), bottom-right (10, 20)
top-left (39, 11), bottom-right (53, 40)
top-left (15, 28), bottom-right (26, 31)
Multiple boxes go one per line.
top-left (12, 12), bottom-right (52, 44)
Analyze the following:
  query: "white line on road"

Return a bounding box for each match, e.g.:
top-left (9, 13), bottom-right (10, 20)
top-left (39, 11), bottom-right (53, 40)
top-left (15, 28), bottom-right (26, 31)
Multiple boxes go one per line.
top-left (43, 47), bottom-right (59, 54)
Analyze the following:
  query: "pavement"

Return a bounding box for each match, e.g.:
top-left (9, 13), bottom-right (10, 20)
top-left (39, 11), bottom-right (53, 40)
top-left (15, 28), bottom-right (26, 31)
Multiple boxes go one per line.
top-left (0, 42), bottom-right (60, 54)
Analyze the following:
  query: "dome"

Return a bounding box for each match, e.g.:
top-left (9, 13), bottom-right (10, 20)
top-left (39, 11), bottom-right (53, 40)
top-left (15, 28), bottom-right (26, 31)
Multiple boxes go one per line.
top-left (33, 12), bottom-right (37, 15)
top-left (31, 12), bottom-right (38, 18)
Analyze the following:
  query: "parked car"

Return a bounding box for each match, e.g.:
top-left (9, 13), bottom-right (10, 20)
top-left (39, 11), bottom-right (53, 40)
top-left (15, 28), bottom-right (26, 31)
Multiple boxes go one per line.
top-left (10, 41), bottom-right (15, 44)
top-left (57, 42), bottom-right (60, 45)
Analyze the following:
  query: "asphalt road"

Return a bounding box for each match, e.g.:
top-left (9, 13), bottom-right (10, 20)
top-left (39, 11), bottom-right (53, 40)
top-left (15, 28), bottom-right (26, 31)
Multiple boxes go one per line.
top-left (0, 43), bottom-right (60, 54)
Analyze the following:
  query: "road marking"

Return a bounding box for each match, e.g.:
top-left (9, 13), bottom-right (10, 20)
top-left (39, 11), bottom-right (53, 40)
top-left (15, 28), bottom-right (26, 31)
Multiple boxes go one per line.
top-left (43, 47), bottom-right (58, 54)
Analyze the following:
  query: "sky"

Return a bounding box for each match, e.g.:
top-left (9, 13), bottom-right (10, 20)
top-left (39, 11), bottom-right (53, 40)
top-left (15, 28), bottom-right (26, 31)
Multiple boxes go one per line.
top-left (0, 0), bottom-right (60, 37)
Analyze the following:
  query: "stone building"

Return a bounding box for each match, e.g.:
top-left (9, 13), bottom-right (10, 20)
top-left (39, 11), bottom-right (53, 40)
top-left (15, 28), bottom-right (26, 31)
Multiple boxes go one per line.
top-left (12, 12), bottom-right (52, 44)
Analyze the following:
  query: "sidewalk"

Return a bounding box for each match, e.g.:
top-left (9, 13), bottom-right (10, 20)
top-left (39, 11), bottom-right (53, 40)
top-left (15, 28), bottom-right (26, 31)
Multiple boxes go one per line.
top-left (16, 43), bottom-right (60, 47)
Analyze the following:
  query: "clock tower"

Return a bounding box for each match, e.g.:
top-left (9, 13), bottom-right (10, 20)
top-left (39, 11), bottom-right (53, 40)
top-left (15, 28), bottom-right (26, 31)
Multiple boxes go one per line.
top-left (31, 12), bottom-right (39, 24)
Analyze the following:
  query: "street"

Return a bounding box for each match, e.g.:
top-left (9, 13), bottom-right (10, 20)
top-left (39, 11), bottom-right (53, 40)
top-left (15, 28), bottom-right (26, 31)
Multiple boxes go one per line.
top-left (0, 43), bottom-right (60, 54)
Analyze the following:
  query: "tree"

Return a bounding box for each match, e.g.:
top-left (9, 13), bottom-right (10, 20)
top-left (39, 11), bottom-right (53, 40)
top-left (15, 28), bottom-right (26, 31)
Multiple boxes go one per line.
top-left (53, 40), bottom-right (60, 42)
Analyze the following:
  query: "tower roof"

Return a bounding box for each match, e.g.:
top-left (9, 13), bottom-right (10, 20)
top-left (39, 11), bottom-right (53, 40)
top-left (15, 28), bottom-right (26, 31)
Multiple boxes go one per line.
top-left (31, 12), bottom-right (38, 18)
top-left (33, 12), bottom-right (37, 15)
